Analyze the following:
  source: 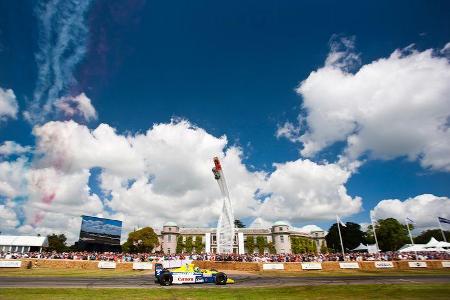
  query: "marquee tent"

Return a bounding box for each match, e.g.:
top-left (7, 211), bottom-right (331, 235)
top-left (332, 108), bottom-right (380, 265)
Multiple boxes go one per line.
top-left (352, 243), bottom-right (368, 251)
top-left (0, 235), bottom-right (48, 253)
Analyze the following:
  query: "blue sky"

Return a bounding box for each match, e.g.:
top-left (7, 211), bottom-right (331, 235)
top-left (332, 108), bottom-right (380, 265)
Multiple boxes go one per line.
top-left (0, 0), bottom-right (449, 241)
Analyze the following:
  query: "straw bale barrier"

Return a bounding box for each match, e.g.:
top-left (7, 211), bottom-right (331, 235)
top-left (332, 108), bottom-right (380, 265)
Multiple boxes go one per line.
top-left (1, 259), bottom-right (449, 272)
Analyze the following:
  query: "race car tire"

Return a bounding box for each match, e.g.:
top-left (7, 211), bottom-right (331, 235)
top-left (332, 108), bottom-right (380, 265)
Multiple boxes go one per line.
top-left (159, 271), bottom-right (173, 286)
top-left (215, 272), bottom-right (227, 285)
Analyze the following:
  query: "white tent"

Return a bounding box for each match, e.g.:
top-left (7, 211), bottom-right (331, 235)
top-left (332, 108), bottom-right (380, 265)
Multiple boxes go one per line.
top-left (424, 237), bottom-right (440, 247)
top-left (399, 244), bottom-right (427, 252)
top-left (436, 241), bottom-right (450, 248)
top-left (352, 243), bottom-right (368, 251)
top-left (0, 235), bottom-right (48, 253)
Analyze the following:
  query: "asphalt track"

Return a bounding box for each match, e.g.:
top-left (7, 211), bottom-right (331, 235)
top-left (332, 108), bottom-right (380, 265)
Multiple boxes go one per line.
top-left (1, 274), bottom-right (449, 288)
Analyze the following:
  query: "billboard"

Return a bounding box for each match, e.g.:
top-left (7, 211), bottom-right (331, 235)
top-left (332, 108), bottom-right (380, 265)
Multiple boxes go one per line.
top-left (79, 215), bottom-right (122, 245)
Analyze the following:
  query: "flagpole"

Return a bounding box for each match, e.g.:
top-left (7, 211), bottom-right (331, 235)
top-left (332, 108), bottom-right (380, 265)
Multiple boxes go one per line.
top-left (370, 211), bottom-right (380, 254)
top-left (405, 218), bottom-right (417, 261)
top-left (437, 218), bottom-right (447, 242)
top-left (336, 215), bottom-right (345, 261)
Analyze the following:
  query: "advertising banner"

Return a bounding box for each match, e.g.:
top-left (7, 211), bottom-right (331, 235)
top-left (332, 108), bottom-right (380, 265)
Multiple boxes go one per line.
top-left (339, 262), bottom-right (359, 269)
top-left (98, 261), bottom-right (117, 269)
top-left (301, 262), bottom-right (322, 270)
top-left (374, 261), bottom-right (394, 268)
top-left (0, 260), bottom-right (22, 268)
top-left (442, 261), bottom-right (450, 268)
top-left (132, 262), bottom-right (153, 270)
top-left (408, 261), bottom-right (427, 268)
top-left (262, 263), bottom-right (284, 270)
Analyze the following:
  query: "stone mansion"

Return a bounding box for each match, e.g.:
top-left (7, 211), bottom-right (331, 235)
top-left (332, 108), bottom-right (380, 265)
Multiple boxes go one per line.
top-left (154, 221), bottom-right (326, 255)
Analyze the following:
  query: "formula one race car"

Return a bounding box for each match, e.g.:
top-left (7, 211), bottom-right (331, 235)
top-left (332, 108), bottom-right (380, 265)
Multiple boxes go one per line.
top-left (154, 263), bottom-right (234, 286)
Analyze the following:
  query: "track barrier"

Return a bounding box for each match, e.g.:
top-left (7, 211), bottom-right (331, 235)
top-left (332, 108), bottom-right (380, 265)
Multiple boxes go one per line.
top-left (1, 259), bottom-right (450, 272)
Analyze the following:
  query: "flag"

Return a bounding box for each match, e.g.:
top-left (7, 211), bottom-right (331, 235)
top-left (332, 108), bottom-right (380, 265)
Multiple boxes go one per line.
top-left (336, 215), bottom-right (346, 227)
top-left (438, 217), bottom-right (450, 225)
top-left (405, 217), bottom-right (415, 224)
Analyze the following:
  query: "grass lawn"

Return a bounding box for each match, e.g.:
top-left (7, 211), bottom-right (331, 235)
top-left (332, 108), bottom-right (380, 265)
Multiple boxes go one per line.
top-left (252, 269), bottom-right (450, 277)
top-left (0, 284), bottom-right (449, 299)
top-left (0, 268), bottom-right (150, 277)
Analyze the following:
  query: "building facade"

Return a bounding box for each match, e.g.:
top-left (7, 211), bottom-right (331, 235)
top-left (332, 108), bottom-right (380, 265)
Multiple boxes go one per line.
top-left (154, 221), bottom-right (326, 254)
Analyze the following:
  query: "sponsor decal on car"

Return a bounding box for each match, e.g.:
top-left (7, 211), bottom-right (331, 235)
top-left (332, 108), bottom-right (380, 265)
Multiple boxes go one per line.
top-left (195, 277), bottom-right (204, 283)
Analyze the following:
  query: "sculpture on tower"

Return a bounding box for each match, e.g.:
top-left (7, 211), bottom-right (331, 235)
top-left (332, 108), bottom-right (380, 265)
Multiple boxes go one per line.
top-left (212, 157), bottom-right (235, 254)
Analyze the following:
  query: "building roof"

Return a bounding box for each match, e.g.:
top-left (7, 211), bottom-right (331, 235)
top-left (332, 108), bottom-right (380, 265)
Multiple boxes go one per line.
top-left (164, 221), bottom-right (178, 227)
top-left (273, 221), bottom-right (289, 226)
top-left (0, 235), bottom-right (48, 247)
top-left (179, 228), bottom-right (212, 234)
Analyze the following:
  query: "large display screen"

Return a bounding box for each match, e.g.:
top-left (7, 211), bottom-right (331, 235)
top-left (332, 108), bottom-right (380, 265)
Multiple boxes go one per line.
top-left (79, 215), bottom-right (122, 245)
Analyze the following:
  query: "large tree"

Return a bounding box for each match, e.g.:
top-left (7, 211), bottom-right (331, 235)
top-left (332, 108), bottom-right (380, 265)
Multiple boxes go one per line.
top-left (325, 222), bottom-right (365, 252)
top-left (375, 218), bottom-right (410, 251)
top-left (234, 219), bottom-right (246, 228)
top-left (47, 234), bottom-right (68, 252)
top-left (122, 227), bottom-right (159, 253)
top-left (414, 229), bottom-right (450, 244)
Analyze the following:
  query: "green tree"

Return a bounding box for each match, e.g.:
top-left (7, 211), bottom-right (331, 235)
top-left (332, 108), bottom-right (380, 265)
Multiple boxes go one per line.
top-left (414, 229), bottom-right (450, 244)
top-left (184, 236), bottom-right (194, 253)
top-left (376, 218), bottom-right (410, 251)
top-left (325, 222), bottom-right (365, 252)
top-left (176, 235), bottom-right (184, 253)
top-left (256, 236), bottom-right (266, 254)
top-left (291, 236), bottom-right (316, 254)
top-left (47, 234), bottom-right (68, 252)
top-left (234, 219), bottom-right (246, 228)
top-left (267, 241), bottom-right (276, 254)
top-left (194, 236), bottom-right (204, 253)
top-left (122, 227), bottom-right (159, 253)
top-left (245, 236), bottom-right (255, 254)
top-left (320, 243), bottom-right (328, 253)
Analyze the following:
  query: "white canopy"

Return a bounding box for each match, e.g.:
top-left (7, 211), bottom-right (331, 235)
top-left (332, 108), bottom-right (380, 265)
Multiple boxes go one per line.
top-left (436, 241), bottom-right (450, 248)
top-left (0, 235), bottom-right (48, 247)
top-left (352, 243), bottom-right (368, 251)
top-left (399, 244), bottom-right (427, 252)
top-left (425, 237), bottom-right (440, 247)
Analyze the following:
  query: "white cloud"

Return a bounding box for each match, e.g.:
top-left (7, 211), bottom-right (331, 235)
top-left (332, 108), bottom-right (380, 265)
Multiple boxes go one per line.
top-left (0, 202), bottom-right (19, 231)
top-left (54, 93), bottom-right (97, 121)
top-left (258, 159), bottom-right (362, 222)
top-left (275, 122), bottom-right (301, 143)
top-left (0, 141), bottom-right (31, 156)
top-left (372, 194), bottom-right (450, 231)
top-left (296, 224), bottom-right (324, 233)
top-left (0, 87), bottom-right (18, 121)
top-left (295, 42), bottom-right (450, 171)
top-left (249, 217), bottom-right (273, 228)
top-left (2, 119), bottom-right (364, 243)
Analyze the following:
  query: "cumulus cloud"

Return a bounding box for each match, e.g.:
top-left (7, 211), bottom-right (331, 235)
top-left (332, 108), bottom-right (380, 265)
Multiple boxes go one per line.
top-left (372, 194), bottom-right (450, 231)
top-left (0, 87), bottom-right (18, 121)
top-left (1, 119), bottom-right (365, 243)
top-left (54, 93), bottom-right (97, 121)
top-left (258, 159), bottom-right (362, 222)
top-left (0, 141), bottom-right (31, 156)
top-left (296, 224), bottom-right (325, 233)
top-left (294, 41), bottom-right (450, 171)
top-left (275, 122), bottom-right (301, 143)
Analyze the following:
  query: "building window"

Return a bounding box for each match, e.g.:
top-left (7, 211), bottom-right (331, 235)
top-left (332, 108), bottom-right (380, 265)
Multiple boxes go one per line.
top-left (168, 234), bottom-right (172, 242)
top-left (169, 227), bottom-right (172, 232)
top-left (279, 227), bottom-right (283, 231)
top-left (280, 235), bottom-right (284, 243)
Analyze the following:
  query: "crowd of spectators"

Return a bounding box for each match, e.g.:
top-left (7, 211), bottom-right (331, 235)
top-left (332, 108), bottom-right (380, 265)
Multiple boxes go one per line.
top-left (1, 250), bottom-right (449, 262)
